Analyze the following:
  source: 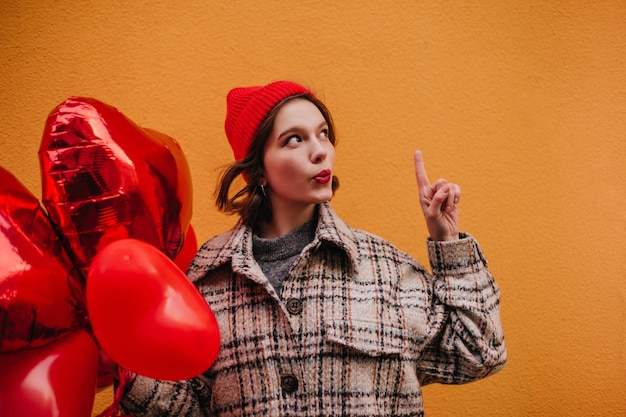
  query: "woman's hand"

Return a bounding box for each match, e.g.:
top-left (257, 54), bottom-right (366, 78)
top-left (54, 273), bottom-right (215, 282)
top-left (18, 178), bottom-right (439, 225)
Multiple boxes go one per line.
top-left (414, 150), bottom-right (460, 241)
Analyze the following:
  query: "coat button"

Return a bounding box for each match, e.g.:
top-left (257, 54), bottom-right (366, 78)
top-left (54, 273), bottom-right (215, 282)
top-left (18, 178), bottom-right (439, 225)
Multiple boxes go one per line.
top-left (281, 374), bottom-right (299, 393)
top-left (285, 298), bottom-right (303, 315)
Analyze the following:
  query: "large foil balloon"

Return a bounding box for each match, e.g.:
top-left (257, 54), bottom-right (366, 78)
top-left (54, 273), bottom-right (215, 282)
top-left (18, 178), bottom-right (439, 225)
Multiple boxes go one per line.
top-left (38, 97), bottom-right (193, 278)
top-left (87, 238), bottom-right (220, 381)
top-left (0, 330), bottom-right (99, 417)
top-left (174, 223), bottom-right (198, 272)
top-left (0, 166), bottom-right (87, 353)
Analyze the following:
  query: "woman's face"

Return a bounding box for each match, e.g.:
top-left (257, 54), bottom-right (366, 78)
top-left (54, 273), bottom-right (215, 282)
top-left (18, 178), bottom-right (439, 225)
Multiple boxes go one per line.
top-left (262, 98), bottom-right (335, 213)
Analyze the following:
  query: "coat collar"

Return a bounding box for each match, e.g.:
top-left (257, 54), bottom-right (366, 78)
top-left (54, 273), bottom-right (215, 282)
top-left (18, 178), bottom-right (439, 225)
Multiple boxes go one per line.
top-left (187, 202), bottom-right (360, 283)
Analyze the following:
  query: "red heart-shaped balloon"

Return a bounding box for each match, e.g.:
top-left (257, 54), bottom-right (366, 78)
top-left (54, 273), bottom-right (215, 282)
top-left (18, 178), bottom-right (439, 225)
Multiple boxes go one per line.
top-left (0, 330), bottom-right (99, 417)
top-left (86, 238), bottom-right (220, 380)
top-left (38, 97), bottom-right (193, 278)
top-left (0, 166), bottom-right (87, 353)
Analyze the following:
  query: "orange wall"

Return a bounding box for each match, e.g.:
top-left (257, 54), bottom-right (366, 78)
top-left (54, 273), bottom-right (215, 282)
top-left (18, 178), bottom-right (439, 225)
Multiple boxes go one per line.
top-left (1, 1), bottom-right (625, 416)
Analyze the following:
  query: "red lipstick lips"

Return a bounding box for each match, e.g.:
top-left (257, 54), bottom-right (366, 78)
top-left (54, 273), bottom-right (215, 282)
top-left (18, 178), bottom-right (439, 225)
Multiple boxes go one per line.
top-left (314, 169), bottom-right (331, 184)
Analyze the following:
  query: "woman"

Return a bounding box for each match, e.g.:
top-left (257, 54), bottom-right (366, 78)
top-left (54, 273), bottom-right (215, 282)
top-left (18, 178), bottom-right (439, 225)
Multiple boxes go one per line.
top-left (119, 80), bottom-right (507, 416)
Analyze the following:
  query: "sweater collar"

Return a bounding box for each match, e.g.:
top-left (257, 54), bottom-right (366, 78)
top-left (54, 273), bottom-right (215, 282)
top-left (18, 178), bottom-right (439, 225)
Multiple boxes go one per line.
top-left (187, 202), bottom-right (360, 283)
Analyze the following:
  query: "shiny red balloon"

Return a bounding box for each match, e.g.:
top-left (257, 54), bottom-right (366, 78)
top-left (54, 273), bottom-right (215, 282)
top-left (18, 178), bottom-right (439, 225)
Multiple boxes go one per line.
top-left (38, 97), bottom-right (193, 278)
top-left (96, 346), bottom-right (116, 389)
top-left (0, 330), bottom-right (99, 417)
top-left (86, 238), bottom-right (220, 380)
top-left (174, 223), bottom-right (198, 271)
top-left (0, 166), bottom-right (87, 353)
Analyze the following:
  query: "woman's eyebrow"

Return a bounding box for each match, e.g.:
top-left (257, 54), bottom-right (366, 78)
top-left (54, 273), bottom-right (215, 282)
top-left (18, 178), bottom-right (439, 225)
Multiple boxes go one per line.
top-left (276, 126), bottom-right (301, 140)
top-left (277, 121), bottom-right (327, 140)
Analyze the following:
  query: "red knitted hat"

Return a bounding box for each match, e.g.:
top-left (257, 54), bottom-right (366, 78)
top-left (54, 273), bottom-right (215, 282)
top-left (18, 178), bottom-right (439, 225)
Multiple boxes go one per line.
top-left (224, 80), bottom-right (313, 161)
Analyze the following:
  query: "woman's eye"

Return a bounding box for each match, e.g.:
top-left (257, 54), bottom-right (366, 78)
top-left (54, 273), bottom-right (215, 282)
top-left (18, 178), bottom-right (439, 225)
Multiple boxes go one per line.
top-left (320, 129), bottom-right (329, 139)
top-left (286, 135), bottom-right (302, 145)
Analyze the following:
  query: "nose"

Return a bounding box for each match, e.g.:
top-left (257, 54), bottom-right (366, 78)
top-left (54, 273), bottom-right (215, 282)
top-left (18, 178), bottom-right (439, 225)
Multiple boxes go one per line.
top-left (310, 138), bottom-right (327, 163)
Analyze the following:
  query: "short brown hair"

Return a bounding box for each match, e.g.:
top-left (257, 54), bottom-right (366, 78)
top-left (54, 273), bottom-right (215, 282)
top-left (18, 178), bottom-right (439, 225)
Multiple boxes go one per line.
top-left (215, 94), bottom-right (339, 227)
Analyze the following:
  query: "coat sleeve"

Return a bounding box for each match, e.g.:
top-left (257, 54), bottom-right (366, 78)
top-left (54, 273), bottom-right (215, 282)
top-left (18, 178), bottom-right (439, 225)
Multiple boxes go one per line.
top-left (417, 233), bottom-right (507, 385)
top-left (119, 374), bottom-right (211, 417)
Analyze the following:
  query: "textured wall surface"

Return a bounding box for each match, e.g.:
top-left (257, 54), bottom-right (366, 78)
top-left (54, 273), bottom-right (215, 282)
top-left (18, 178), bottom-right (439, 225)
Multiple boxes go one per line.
top-left (1, 1), bottom-right (625, 416)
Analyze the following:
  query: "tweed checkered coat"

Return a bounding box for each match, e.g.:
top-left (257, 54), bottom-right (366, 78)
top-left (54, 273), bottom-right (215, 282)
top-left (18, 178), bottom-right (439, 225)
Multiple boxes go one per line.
top-left (120, 202), bottom-right (506, 416)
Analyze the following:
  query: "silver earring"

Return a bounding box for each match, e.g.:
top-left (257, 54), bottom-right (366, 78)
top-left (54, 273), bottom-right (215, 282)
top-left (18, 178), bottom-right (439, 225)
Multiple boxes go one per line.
top-left (260, 184), bottom-right (268, 198)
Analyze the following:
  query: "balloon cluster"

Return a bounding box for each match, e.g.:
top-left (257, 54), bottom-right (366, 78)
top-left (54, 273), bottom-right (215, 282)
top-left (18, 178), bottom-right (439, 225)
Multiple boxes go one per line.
top-left (0, 98), bottom-right (220, 417)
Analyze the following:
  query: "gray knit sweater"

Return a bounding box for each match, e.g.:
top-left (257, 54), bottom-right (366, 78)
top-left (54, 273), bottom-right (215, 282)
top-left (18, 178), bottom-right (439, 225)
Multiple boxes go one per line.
top-left (252, 218), bottom-right (316, 296)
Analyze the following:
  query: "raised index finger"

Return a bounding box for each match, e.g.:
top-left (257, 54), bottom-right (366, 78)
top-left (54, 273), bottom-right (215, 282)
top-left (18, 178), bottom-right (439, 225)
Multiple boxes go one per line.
top-left (414, 149), bottom-right (431, 191)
